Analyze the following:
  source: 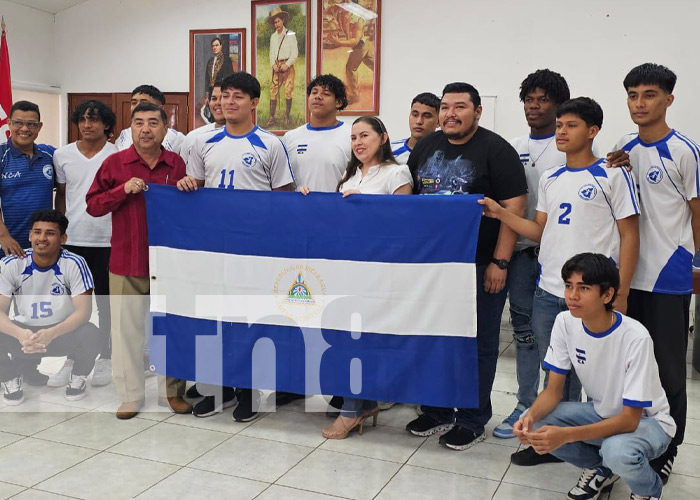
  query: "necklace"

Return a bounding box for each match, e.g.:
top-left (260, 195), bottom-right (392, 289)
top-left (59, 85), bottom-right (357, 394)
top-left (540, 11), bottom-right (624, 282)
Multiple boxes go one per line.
top-left (528, 136), bottom-right (555, 168)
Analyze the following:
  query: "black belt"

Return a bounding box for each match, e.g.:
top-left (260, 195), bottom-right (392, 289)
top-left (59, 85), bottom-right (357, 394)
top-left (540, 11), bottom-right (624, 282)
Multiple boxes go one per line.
top-left (518, 246), bottom-right (540, 258)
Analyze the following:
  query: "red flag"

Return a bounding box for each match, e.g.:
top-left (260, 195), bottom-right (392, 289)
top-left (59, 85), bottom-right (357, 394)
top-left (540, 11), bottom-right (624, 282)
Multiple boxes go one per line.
top-left (0, 17), bottom-right (12, 142)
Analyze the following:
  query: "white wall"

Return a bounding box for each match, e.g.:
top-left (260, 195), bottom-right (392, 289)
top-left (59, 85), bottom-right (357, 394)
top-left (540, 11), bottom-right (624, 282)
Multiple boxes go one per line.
top-left (44, 0), bottom-right (700, 149)
top-left (0, 0), bottom-right (57, 88)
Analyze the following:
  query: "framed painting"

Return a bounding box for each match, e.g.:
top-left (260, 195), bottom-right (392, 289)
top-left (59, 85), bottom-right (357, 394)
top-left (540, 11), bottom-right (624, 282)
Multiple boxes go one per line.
top-left (189, 28), bottom-right (246, 130)
top-left (252, 0), bottom-right (311, 134)
top-left (317, 0), bottom-right (381, 115)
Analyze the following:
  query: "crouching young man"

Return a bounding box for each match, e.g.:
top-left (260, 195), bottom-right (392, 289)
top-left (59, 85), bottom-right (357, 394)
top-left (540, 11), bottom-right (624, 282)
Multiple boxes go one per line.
top-left (0, 210), bottom-right (100, 404)
top-left (514, 253), bottom-right (674, 500)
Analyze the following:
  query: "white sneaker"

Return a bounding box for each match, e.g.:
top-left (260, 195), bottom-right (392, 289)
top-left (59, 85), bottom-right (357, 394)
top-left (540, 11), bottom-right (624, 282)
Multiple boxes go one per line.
top-left (91, 358), bottom-right (112, 387)
top-left (47, 359), bottom-right (74, 387)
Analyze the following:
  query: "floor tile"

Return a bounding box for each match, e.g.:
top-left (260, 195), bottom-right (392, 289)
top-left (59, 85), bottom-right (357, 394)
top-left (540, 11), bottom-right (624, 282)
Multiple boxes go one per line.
top-left (492, 481), bottom-right (564, 500)
top-left (256, 485), bottom-right (350, 499)
top-left (495, 355), bottom-right (517, 374)
top-left (92, 397), bottom-right (172, 422)
top-left (491, 391), bottom-right (520, 417)
top-left (109, 421), bottom-right (231, 466)
top-left (275, 394), bottom-right (332, 414)
top-left (501, 457), bottom-right (581, 493)
top-left (134, 467), bottom-right (267, 499)
top-left (0, 437), bottom-right (96, 487)
top-left (166, 407), bottom-right (256, 433)
top-left (376, 464), bottom-right (499, 500)
top-left (0, 400), bottom-right (82, 436)
top-left (407, 436), bottom-right (512, 481)
top-left (37, 384), bottom-right (119, 410)
top-left (659, 473), bottom-right (700, 499)
top-left (241, 408), bottom-right (328, 448)
top-left (371, 404), bottom-right (420, 430)
top-left (674, 442), bottom-right (700, 478)
top-left (9, 490), bottom-right (76, 500)
top-left (189, 434), bottom-right (313, 483)
top-left (0, 430), bottom-right (24, 449)
top-left (33, 411), bottom-right (155, 450)
top-left (0, 481), bottom-right (25, 500)
top-left (277, 449), bottom-right (401, 500)
top-left (36, 452), bottom-right (179, 500)
top-left (492, 371), bottom-right (519, 394)
top-left (320, 424), bottom-right (425, 463)
top-left (483, 415), bottom-right (521, 449)
top-left (687, 396), bottom-right (700, 421)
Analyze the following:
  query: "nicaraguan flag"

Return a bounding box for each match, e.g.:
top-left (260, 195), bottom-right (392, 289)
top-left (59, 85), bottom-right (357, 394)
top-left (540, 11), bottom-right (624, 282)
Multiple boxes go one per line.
top-left (145, 185), bottom-right (482, 408)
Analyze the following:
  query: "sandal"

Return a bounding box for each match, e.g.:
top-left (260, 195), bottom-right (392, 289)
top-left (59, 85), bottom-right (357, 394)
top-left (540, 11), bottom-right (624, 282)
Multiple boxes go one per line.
top-left (322, 407), bottom-right (379, 439)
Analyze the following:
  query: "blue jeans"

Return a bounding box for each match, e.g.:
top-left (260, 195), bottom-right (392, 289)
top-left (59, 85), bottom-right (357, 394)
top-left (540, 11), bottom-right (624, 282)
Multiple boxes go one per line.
top-left (341, 398), bottom-right (377, 417)
top-left (537, 402), bottom-right (671, 497)
top-left (532, 286), bottom-right (582, 402)
top-left (506, 248), bottom-right (539, 407)
top-left (421, 263), bottom-right (508, 433)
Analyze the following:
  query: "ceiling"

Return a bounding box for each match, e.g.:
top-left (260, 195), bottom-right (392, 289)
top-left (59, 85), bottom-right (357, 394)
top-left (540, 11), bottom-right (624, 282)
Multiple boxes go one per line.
top-left (5, 0), bottom-right (89, 15)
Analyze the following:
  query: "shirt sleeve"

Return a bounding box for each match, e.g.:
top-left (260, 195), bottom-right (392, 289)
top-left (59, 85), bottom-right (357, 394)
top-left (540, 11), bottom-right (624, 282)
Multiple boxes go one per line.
top-left (0, 259), bottom-right (17, 297)
top-left (387, 165), bottom-right (414, 194)
top-left (85, 155), bottom-right (129, 217)
top-left (622, 336), bottom-right (657, 408)
top-left (116, 129), bottom-right (130, 151)
top-left (54, 150), bottom-right (66, 184)
top-left (679, 144), bottom-right (700, 201)
top-left (187, 136), bottom-right (206, 180)
top-left (286, 33), bottom-right (299, 67)
top-left (167, 130), bottom-right (186, 157)
top-left (609, 168), bottom-right (640, 220)
top-left (65, 255), bottom-right (94, 297)
top-left (535, 174), bottom-right (549, 213)
top-left (542, 312), bottom-right (572, 374)
top-left (268, 138), bottom-right (295, 189)
top-left (489, 140), bottom-right (528, 201)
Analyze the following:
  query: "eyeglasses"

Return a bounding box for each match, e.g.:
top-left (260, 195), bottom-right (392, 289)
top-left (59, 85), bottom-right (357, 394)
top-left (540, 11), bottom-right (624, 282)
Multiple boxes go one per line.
top-left (9, 119), bottom-right (40, 130)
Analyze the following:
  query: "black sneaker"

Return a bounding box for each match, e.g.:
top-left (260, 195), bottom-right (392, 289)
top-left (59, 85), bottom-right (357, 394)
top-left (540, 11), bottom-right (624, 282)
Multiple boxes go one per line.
top-left (650, 448), bottom-right (676, 485)
top-left (275, 391), bottom-right (305, 408)
top-left (1, 376), bottom-right (24, 405)
top-left (65, 374), bottom-right (87, 401)
top-left (567, 466), bottom-right (619, 500)
top-left (22, 368), bottom-right (49, 386)
top-left (438, 425), bottom-right (485, 451)
top-left (193, 388), bottom-right (237, 418)
top-left (186, 384), bottom-right (204, 399)
top-left (511, 446), bottom-right (565, 466)
top-left (405, 413), bottom-right (454, 437)
top-left (232, 389), bottom-right (261, 422)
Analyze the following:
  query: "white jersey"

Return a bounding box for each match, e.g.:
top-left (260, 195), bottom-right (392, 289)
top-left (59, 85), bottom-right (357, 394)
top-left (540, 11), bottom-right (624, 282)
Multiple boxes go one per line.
top-left (180, 122), bottom-right (221, 166)
top-left (339, 163), bottom-right (413, 195)
top-left (53, 142), bottom-right (116, 247)
top-left (391, 138), bottom-right (412, 165)
top-left (510, 133), bottom-right (566, 250)
top-left (284, 121), bottom-right (351, 192)
top-left (544, 311), bottom-right (676, 438)
top-left (536, 159), bottom-right (640, 297)
top-left (0, 249), bottom-right (94, 326)
top-left (188, 125), bottom-right (294, 191)
top-left (615, 130), bottom-right (699, 294)
top-left (116, 127), bottom-right (186, 156)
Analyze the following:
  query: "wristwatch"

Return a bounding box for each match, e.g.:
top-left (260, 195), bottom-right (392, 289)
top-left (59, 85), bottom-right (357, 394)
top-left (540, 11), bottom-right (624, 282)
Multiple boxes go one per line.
top-left (491, 258), bottom-right (509, 270)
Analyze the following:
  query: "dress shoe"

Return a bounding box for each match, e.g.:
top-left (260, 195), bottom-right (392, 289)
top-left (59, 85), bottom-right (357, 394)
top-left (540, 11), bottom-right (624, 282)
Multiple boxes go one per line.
top-left (116, 400), bottom-right (144, 419)
top-left (161, 396), bottom-right (193, 414)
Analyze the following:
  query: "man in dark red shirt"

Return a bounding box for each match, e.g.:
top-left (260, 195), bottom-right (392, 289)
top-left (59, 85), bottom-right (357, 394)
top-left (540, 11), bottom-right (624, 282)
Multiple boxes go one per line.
top-left (86, 103), bottom-right (190, 419)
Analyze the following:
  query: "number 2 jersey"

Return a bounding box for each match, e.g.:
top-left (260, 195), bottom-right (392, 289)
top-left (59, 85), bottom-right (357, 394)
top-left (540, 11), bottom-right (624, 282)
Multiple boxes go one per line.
top-left (615, 130), bottom-right (699, 294)
top-left (187, 125), bottom-right (294, 190)
top-left (0, 249), bottom-right (94, 326)
top-left (536, 159), bottom-right (639, 297)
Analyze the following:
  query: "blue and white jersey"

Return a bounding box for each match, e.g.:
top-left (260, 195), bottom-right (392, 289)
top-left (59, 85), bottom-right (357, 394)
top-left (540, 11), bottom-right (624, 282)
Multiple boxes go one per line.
top-left (188, 125), bottom-right (294, 191)
top-left (116, 127), bottom-right (185, 157)
top-left (283, 121), bottom-right (351, 192)
top-left (391, 138), bottom-right (412, 164)
top-left (0, 140), bottom-right (55, 250)
top-left (615, 130), bottom-right (699, 294)
top-left (180, 122), bottom-right (219, 166)
top-left (0, 249), bottom-right (94, 326)
top-left (544, 311), bottom-right (675, 438)
top-left (510, 133), bottom-right (566, 250)
top-left (536, 159), bottom-right (640, 297)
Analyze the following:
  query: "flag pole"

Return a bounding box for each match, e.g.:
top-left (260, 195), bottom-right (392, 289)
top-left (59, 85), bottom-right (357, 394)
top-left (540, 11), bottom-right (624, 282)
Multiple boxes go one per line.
top-left (1, 17), bottom-right (6, 32)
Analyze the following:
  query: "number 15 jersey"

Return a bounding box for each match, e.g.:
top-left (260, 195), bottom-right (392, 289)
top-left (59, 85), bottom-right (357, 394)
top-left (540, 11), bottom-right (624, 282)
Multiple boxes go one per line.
top-left (536, 159), bottom-right (639, 297)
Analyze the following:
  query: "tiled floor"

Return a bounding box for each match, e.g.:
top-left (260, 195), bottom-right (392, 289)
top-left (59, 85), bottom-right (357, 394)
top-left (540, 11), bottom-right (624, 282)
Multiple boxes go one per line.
top-left (1, 315), bottom-right (699, 500)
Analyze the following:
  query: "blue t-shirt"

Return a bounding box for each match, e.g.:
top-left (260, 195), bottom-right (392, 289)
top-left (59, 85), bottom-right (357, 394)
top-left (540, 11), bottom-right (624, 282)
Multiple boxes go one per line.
top-left (0, 140), bottom-right (56, 249)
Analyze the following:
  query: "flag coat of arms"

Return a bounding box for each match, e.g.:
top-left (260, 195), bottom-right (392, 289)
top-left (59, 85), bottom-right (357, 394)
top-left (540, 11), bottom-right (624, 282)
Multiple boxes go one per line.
top-left (146, 186), bottom-right (482, 408)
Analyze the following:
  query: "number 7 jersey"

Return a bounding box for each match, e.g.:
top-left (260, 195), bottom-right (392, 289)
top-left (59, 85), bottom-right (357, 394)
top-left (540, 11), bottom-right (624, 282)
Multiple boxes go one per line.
top-left (536, 159), bottom-right (640, 297)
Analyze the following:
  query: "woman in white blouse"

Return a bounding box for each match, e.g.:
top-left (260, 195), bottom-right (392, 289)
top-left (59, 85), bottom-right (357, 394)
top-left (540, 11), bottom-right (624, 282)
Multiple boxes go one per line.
top-left (316, 116), bottom-right (413, 439)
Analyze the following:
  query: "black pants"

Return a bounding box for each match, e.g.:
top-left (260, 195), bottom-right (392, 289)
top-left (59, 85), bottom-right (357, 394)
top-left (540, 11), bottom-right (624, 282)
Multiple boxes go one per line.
top-left (0, 322), bottom-right (101, 382)
top-left (64, 245), bottom-right (111, 359)
top-left (627, 289), bottom-right (690, 452)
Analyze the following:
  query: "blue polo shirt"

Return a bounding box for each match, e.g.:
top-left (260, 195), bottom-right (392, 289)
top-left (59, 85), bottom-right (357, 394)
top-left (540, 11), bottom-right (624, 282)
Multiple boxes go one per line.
top-left (0, 139), bottom-right (55, 249)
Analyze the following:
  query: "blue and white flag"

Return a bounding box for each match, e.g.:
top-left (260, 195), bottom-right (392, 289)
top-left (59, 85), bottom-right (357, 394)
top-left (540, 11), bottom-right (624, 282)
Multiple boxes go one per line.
top-left (145, 185), bottom-right (482, 408)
